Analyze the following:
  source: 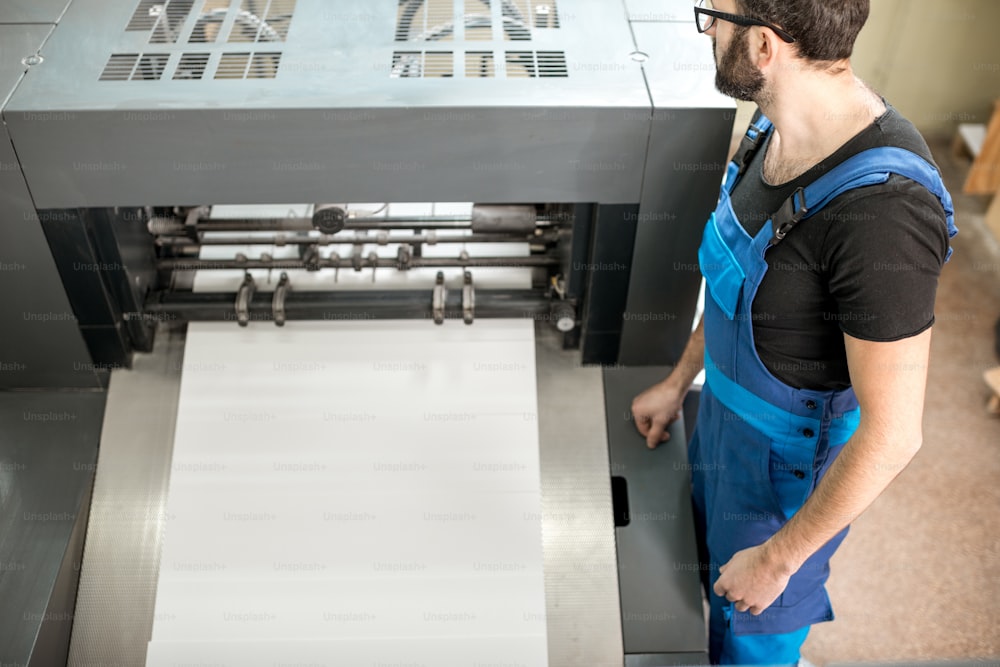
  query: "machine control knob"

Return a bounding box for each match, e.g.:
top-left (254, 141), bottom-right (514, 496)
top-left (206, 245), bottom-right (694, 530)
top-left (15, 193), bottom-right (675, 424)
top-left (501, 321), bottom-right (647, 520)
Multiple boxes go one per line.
top-left (312, 205), bottom-right (347, 234)
top-left (550, 302), bottom-right (576, 332)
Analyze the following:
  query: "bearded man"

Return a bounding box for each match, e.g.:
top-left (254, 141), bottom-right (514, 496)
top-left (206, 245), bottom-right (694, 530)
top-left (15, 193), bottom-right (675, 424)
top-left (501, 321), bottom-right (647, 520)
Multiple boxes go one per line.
top-left (631, 1), bottom-right (958, 664)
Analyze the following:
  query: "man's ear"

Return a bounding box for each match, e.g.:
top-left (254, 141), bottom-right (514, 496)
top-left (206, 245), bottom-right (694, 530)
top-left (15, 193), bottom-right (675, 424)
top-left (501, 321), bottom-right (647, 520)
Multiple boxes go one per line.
top-left (753, 26), bottom-right (781, 70)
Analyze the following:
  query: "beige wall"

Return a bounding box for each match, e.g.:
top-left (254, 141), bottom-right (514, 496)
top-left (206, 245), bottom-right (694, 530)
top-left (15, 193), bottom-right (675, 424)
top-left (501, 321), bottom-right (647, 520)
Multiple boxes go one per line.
top-left (853, 0), bottom-right (1000, 138)
top-left (732, 0), bottom-right (1000, 141)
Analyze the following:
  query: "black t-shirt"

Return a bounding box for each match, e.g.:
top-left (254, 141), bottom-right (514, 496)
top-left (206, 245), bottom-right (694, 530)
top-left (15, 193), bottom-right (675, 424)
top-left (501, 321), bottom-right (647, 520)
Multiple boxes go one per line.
top-left (728, 103), bottom-right (951, 391)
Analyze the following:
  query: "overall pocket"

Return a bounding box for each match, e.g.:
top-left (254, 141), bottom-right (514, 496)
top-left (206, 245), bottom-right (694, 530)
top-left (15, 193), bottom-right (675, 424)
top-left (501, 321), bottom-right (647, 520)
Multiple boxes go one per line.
top-left (698, 212), bottom-right (745, 320)
top-left (768, 438), bottom-right (817, 521)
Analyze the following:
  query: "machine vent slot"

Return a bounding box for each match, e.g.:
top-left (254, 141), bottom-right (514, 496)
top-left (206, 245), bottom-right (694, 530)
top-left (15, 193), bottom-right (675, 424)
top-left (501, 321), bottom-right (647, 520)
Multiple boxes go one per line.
top-left (99, 53), bottom-right (140, 80)
top-left (215, 51), bottom-right (283, 79)
top-left (464, 0), bottom-right (491, 42)
top-left (391, 51), bottom-right (420, 78)
top-left (514, 0), bottom-right (559, 30)
top-left (390, 50), bottom-right (564, 79)
top-left (535, 50), bottom-right (568, 76)
top-left (247, 52), bottom-right (282, 78)
top-left (173, 52), bottom-right (210, 79)
top-left (229, 0), bottom-right (297, 43)
top-left (135, 53), bottom-right (169, 79)
top-left (505, 50), bottom-right (567, 78)
top-left (126, 0), bottom-right (164, 31)
top-left (150, 0), bottom-right (195, 43)
top-left (504, 50), bottom-right (535, 77)
top-left (99, 53), bottom-right (170, 81)
top-left (501, 2), bottom-right (532, 41)
top-left (258, 0), bottom-right (296, 40)
top-left (397, 0), bottom-right (456, 41)
top-left (216, 52), bottom-right (251, 78)
top-left (191, 0), bottom-right (227, 43)
top-left (390, 51), bottom-right (454, 78)
top-left (465, 51), bottom-right (495, 78)
top-left (395, 0), bottom-right (557, 42)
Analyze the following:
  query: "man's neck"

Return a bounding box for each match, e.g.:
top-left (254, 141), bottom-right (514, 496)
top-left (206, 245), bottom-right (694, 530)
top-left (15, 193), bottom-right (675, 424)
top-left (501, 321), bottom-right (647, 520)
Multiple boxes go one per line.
top-left (757, 70), bottom-right (886, 184)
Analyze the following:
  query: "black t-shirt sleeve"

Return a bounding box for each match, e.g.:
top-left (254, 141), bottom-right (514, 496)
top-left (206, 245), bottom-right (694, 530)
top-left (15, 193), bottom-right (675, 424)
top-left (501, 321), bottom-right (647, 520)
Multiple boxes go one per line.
top-left (820, 181), bottom-right (950, 342)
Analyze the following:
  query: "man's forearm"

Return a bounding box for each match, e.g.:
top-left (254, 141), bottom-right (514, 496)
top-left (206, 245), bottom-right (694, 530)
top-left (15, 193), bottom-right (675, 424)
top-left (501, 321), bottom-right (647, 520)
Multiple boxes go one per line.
top-left (762, 425), bottom-right (921, 574)
top-left (665, 317), bottom-right (705, 390)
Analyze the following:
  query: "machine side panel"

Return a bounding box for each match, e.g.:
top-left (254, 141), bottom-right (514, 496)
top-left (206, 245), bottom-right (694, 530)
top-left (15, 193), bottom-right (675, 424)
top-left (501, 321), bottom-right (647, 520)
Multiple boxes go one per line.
top-left (619, 21), bottom-right (735, 366)
top-left (580, 204), bottom-right (640, 365)
top-left (619, 107), bottom-right (732, 365)
top-left (0, 24), bottom-right (98, 389)
top-left (0, 391), bottom-right (105, 664)
top-left (604, 366), bottom-right (707, 655)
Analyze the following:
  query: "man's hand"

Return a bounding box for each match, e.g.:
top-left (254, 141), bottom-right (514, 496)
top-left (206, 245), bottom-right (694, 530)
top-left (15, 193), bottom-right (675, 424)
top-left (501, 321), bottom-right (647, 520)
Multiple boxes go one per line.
top-left (713, 543), bottom-right (793, 615)
top-left (631, 381), bottom-right (686, 449)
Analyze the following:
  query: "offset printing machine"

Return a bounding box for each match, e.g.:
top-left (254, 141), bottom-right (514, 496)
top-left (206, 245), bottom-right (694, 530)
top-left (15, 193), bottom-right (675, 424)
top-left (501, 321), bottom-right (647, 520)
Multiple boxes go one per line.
top-left (0, 0), bottom-right (735, 664)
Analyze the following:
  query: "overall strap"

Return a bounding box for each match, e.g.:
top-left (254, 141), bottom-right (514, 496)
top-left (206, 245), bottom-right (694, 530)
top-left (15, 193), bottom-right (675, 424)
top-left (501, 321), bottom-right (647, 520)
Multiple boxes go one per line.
top-left (767, 146), bottom-right (959, 260)
top-left (728, 114), bottom-right (774, 189)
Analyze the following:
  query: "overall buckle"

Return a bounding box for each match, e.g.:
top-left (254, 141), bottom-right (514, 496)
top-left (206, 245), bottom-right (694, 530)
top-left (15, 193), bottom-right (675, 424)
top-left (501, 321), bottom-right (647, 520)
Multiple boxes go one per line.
top-left (769, 187), bottom-right (808, 246)
top-left (732, 123), bottom-right (768, 175)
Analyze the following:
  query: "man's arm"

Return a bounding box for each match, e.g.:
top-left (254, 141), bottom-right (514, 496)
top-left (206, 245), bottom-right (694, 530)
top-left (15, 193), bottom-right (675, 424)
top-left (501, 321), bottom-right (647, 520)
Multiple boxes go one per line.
top-left (713, 327), bottom-right (931, 614)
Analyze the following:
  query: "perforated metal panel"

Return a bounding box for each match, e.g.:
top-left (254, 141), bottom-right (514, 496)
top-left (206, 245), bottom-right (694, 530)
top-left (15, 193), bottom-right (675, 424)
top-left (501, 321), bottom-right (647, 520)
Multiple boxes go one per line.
top-left (67, 327), bottom-right (185, 667)
top-left (534, 324), bottom-right (625, 666)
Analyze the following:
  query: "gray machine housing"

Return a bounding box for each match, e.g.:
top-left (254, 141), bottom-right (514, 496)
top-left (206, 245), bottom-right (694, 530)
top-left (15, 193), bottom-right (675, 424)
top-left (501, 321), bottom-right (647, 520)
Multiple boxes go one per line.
top-left (0, 0), bottom-right (734, 664)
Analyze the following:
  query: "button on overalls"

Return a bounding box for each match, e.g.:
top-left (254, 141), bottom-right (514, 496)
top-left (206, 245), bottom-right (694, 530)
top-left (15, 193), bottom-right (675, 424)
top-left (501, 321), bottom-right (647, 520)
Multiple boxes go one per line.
top-left (690, 115), bottom-right (958, 665)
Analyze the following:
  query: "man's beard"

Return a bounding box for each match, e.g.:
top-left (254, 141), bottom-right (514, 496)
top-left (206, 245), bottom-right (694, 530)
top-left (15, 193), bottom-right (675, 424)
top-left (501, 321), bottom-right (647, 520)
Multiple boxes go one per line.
top-left (713, 27), bottom-right (767, 102)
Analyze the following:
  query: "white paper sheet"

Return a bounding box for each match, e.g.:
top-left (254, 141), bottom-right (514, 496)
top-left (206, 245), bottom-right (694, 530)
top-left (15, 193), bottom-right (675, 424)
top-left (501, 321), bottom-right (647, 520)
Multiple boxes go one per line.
top-left (147, 319), bottom-right (549, 665)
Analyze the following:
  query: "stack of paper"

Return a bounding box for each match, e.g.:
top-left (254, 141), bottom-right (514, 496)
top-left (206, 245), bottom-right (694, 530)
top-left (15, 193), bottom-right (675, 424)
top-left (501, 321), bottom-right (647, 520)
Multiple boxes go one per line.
top-left (146, 319), bottom-right (549, 666)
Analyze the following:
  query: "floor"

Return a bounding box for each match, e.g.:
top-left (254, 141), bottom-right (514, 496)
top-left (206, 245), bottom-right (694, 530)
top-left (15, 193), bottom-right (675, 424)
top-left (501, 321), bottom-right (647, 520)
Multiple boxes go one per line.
top-left (793, 137), bottom-right (1000, 662)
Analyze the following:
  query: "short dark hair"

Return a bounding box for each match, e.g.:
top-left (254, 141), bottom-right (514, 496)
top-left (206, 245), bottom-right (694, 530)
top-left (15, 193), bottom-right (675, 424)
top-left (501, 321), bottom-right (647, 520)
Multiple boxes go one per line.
top-left (736, 0), bottom-right (869, 62)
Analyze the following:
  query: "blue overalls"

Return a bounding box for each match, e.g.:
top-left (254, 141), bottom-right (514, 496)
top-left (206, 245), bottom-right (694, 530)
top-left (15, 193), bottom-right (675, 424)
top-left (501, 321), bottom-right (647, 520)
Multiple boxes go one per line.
top-left (690, 115), bottom-right (958, 665)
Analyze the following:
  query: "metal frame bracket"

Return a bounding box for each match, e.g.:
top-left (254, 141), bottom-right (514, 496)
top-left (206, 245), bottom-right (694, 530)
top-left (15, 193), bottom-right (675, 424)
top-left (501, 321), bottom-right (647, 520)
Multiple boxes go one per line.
top-left (235, 272), bottom-right (256, 327)
top-left (462, 271), bottom-right (475, 325)
top-left (272, 272), bottom-right (290, 327)
top-left (432, 272), bottom-right (446, 325)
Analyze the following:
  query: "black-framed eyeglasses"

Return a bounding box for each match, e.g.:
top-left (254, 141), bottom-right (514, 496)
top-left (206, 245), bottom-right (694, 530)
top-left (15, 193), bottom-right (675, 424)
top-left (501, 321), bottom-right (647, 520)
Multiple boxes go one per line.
top-left (694, 0), bottom-right (796, 43)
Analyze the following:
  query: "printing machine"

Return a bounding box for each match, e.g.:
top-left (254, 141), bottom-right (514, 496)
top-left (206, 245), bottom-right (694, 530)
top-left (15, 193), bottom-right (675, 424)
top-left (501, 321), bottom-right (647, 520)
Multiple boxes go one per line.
top-left (0, 0), bottom-right (735, 664)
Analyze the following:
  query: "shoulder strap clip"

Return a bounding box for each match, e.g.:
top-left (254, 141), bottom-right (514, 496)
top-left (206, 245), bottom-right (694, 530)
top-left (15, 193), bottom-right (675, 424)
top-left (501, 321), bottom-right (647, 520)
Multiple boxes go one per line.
top-left (769, 187), bottom-right (808, 246)
top-left (732, 121), bottom-right (770, 176)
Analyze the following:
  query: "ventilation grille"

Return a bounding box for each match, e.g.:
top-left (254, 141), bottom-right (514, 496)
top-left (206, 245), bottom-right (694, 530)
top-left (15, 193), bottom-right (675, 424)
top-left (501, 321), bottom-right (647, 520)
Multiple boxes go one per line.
top-left (99, 53), bottom-right (170, 81)
top-left (397, 0), bottom-right (455, 41)
top-left (173, 52), bottom-right (210, 79)
top-left (126, 0), bottom-right (164, 31)
top-left (101, 51), bottom-right (283, 80)
top-left (124, 0), bottom-right (296, 43)
top-left (506, 50), bottom-right (567, 77)
top-left (396, 0), bottom-right (559, 42)
top-left (465, 51), bottom-right (495, 78)
top-left (516, 1), bottom-right (560, 29)
top-left (391, 51), bottom-right (454, 78)
top-left (228, 0), bottom-right (296, 43)
top-left (103, 0), bottom-right (295, 81)
top-left (149, 0), bottom-right (195, 43)
top-left (464, 0), bottom-right (490, 42)
top-left (215, 52), bottom-right (282, 79)
top-left (392, 50), bottom-right (566, 79)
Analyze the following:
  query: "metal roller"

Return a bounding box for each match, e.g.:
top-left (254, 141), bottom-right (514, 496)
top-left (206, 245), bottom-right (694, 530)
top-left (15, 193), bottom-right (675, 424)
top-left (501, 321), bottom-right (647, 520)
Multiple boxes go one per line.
top-left (471, 204), bottom-right (538, 234)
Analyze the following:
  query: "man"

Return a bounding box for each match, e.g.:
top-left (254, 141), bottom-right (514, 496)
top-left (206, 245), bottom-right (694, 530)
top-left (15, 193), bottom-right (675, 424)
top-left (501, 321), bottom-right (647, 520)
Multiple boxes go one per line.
top-left (631, 1), bottom-right (958, 665)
